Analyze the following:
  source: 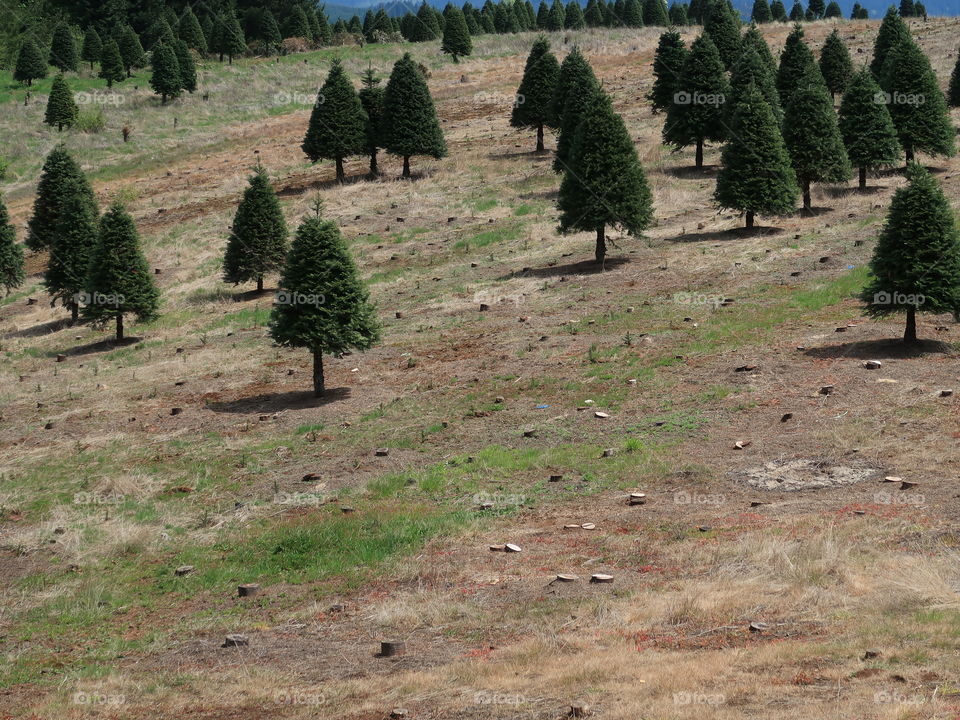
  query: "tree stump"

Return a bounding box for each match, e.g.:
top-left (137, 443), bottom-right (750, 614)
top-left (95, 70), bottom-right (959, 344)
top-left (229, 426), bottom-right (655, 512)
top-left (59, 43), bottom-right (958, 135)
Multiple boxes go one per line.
top-left (222, 634), bottom-right (249, 647)
top-left (237, 583), bottom-right (260, 598)
top-left (379, 640), bottom-right (405, 657)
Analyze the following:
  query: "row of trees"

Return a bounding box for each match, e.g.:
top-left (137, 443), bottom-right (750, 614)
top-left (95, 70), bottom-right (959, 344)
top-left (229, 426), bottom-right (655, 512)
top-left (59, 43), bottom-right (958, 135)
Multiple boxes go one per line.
top-left (302, 54), bottom-right (447, 181)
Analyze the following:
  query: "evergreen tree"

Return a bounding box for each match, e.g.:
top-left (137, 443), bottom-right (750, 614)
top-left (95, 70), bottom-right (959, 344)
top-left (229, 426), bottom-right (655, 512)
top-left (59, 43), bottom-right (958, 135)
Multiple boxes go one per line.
top-left (0, 196), bottom-right (25, 297)
top-left (174, 40), bottom-right (196, 93)
top-left (117, 25), bottom-right (145, 77)
top-left (302, 59), bottom-right (367, 183)
top-left (770, 0), bottom-right (788, 20)
top-left (557, 87), bottom-right (653, 264)
top-left (317, 9), bottom-right (333, 44)
top-left (287, 5), bottom-right (312, 38)
top-left (704, 3), bottom-right (741, 69)
top-left (669, 2), bottom-right (688, 24)
top-left (150, 42), bottom-right (182, 104)
top-left (643, 0), bottom-right (670, 25)
top-left (715, 83), bottom-right (799, 227)
top-left (870, 6), bottom-right (909, 81)
top-left (27, 145), bottom-right (97, 252)
top-left (546, 0), bottom-right (565, 30)
top-left (537, 0), bottom-right (551, 27)
top-left (82, 202), bottom-right (160, 341)
top-left (783, 66), bottom-right (850, 211)
top-left (819, 28), bottom-right (852, 99)
top-left (949, 51), bottom-right (960, 107)
top-left (178, 7), bottom-right (207, 54)
top-left (223, 163), bottom-right (288, 293)
top-left (663, 33), bottom-right (730, 168)
top-left (412, 2), bottom-right (441, 40)
top-left (99, 39), bottom-right (125, 88)
top-left (899, 0), bottom-right (914, 16)
top-left (688, 0), bottom-right (706, 23)
top-left (743, 23), bottom-right (777, 75)
top-left (914, 2), bottom-right (926, 18)
top-left (825, 1), bottom-right (842, 17)
top-left (81, 27), bottom-right (102, 70)
top-left (566, 0), bottom-right (587, 27)
top-left (511, 36), bottom-right (561, 152)
top-left (851, 2), bottom-right (864, 17)
top-left (442, 6), bottom-right (472, 61)
top-left (584, 0), bottom-right (605, 25)
top-left (44, 177), bottom-right (98, 322)
top-left (884, 36), bottom-right (955, 163)
top-left (789, 1), bottom-right (804, 20)
top-left (261, 10), bottom-right (283, 53)
top-left (44, 74), bottom-right (79, 131)
top-left (14, 38), bottom-right (47, 86)
top-left (359, 68), bottom-right (385, 176)
top-left (861, 165), bottom-right (960, 342)
top-left (776, 24), bottom-right (815, 109)
top-left (838, 68), bottom-right (900, 189)
top-left (648, 30), bottom-right (687, 114)
top-left (269, 204), bottom-right (381, 397)
top-left (50, 24), bottom-right (79, 72)
top-left (379, 53), bottom-right (447, 178)
top-left (551, 48), bottom-right (599, 172)
top-left (730, 44), bottom-right (782, 124)
top-left (752, 0), bottom-right (772, 23)
top-left (808, 0), bottom-right (825, 17)
top-left (221, 13), bottom-right (247, 64)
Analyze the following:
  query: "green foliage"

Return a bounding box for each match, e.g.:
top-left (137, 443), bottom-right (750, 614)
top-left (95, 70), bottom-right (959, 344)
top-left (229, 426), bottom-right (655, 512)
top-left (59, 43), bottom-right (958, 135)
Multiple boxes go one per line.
top-left (44, 177), bottom-right (99, 319)
top-left (410, 2), bottom-right (442, 40)
top-left (557, 87), bottom-right (653, 261)
top-left (98, 39), bottom-right (125, 87)
top-left (819, 29), bottom-right (852, 98)
top-left (261, 10), bottom-right (283, 53)
top-left (359, 68), bottom-right (385, 172)
top-left (825, 1), bottom-right (842, 17)
top-left (223, 164), bottom-right (288, 289)
top-left (215, 12), bottom-right (246, 62)
top-left (883, 36), bottom-right (955, 162)
top-left (668, 2), bottom-right (688, 24)
top-left (441, 6), bottom-right (472, 61)
top-left (82, 203), bottom-right (161, 338)
top-left (173, 41), bottom-right (196, 94)
top-left (751, 0), bottom-right (772, 23)
top-left (81, 27), bottom-right (102, 68)
top-left (149, 42), bottom-right (182, 103)
top-left (838, 69), bottom-right (901, 176)
top-left (648, 30), bottom-right (687, 113)
top-left (379, 53), bottom-right (447, 175)
top-left (27, 145), bottom-right (97, 252)
top-left (116, 25), bottom-right (146, 76)
top-left (44, 74), bottom-right (79, 131)
top-left (566, 1), bottom-right (587, 27)
top-left (703, 2), bottom-right (741, 69)
top-left (715, 84), bottom-right (799, 224)
top-left (789, 1), bottom-right (804, 20)
top-left (302, 59), bottom-right (368, 180)
top-left (776, 24), bottom-right (815, 110)
top-left (0, 195), bottom-right (25, 296)
top-left (50, 24), bottom-right (79, 72)
top-left (663, 32), bottom-right (730, 167)
top-left (861, 165), bottom-right (960, 337)
top-left (770, 0), bottom-right (788, 20)
top-left (178, 7), bottom-right (207, 54)
top-left (511, 36), bottom-right (560, 149)
top-left (286, 5), bottom-right (312, 39)
top-left (552, 47), bottom-right (598, 173)
top-left (14, 38), bottom-right (48, 86)
top-left (643, 0), bottom-right (670, 25)
top-left (949, 52), bottom-right (960, 107)
top-left (870, 6), bottom-right (910, 81)
top-left (730, 43), bottom-right (782, 124)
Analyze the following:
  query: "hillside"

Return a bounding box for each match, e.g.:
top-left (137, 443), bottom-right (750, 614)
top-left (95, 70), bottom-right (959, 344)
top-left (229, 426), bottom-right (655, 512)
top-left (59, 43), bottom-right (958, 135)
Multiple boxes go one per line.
top-left (3, 17), bottom-right (960, 720)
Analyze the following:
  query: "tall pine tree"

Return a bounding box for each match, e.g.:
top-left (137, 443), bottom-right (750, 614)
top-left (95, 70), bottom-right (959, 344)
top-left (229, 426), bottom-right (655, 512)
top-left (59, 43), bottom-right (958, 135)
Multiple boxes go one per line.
top-left (302, 59), bottom-right (368, 183)
top-left (511, 36), bottom-right (561, 152)
top-left (27, 145), bottom-right (97, 252)
top-left (50, 24), bottom-right (79, 72)
top-left (441, 6), bottom-right (472, 61)
top-left (870, 6), bottom-right (910, 82)
top-left (729, 43), bottom-right (782, 125)
top-left (99, 39), bottom-right (125, 88)
top-left (557, 87), bottom-right (653, 263)
top-left (269, 202), bottom-right (381, 397)
top-left (44, 177), bottom-right (98, 322)
top-left (776, 24), bottom-right (815, 110)
top-left (14, 38), bottom-right (47, 86)
top-left (150, 42), bottom-right (181, 104)
top-left (359, 68), bottom-right (386, 176)
top-left (0, 195), bottom-right (25, 297)
top-left (861, 165), bottom-right (960, 342)
top-left (703, 1), bottom-right (741, 69)
top-left (838, 68), bottom-right (901, 189)
top-left (81, 27), bottom-right (102, 70)
top-left (552, 48), bottom-right (599, 173)
top-left (44, 74), bottom-right (78, 131)
top-left (648, 30), bottom-right (687, 114)
top-left (116, 25), bottom-right (145, 77)
top-left (223, 163), bottom-right (288, 292)
top-left (179, 8), bottom-right (207, 54)
top-left (819, 29), bottom-right (852, 100)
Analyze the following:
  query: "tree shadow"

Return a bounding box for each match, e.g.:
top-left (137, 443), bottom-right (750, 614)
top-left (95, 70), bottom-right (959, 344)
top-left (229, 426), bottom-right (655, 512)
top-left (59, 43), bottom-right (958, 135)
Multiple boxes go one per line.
top-left (277, 173), bottom-right (369, 197)
top-left (206, 387), bottom-right (352, 414)
top-left (488, 148), bottom-right (552, 160)
top-left (499, 256), bottom-right (630, 280)
top-left (802, 337), bottom-right (953, 361)
top-left (667, 226), bottom-right (784, 243)
top-left (662, 164), bottom-right (719, 178)
top-left (58, 336), bottom-right (142, 358)
top-left (3, 317), bottom-right (73, 340)
top-left (824, 186), bottom-right (885, 198)
top-left (518, 187), bottom-right (559, 201)
top-left (792, 206), bottom-right (833, 218)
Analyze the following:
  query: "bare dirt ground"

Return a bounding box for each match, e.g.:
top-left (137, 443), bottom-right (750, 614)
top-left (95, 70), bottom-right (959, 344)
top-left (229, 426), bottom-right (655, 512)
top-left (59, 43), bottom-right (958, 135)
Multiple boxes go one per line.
top-left (2, 18), bottom-right (960, 720)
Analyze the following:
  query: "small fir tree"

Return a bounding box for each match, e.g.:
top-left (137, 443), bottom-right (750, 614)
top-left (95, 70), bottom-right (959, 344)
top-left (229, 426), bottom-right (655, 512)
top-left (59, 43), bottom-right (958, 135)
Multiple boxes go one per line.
top-left (81, 27), bottom-right (102, 70)
top-left (50, 24), bottom-right (79, 72)
top-left (44, 73), bottom-right (79, 131)
top-left (0, 196), bottom-right (25, 297)
top-left (511, 36), bottom-right (561, 152)
top-left (302, 59), bottom-right (368, 183)
top-left (99, 39), bottom-right (125, 87)
top-left (150, 42), bottom-right (182, 103)
top-left (441, 6), bottom-right (472, 61)
top-left (838, 68), bottom-right (901, 189)
top-left (223, 163), bottom-right (288, 292)
top-left (44, 177), bottom-right (99, 322)
top-left (819, 29), bottom-right (853, 99)
top-left (27, 145), bottom-right (97, 252)
top-left (648, 30), bottom-right (687, 114)
top-left (14, 38), bottom-right (47, 86)
top-left (359, 68), bottom-right (385, 176)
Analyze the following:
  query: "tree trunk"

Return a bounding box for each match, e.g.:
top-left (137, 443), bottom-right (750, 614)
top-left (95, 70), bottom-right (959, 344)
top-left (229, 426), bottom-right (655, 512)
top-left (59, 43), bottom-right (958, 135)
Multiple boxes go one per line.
top-left (369, 150), bottom-right (378, 176)
top-left (402, 155), bottom-right (411, 178)
top-left (70, 302), bottom-right (79, 324)
top-left (904, 306), bottom-right (917, 343)
top-left (859, 167), bottom-right (866, 190)
top-left (595, 224), bottom-right (606, 264)
top-left (335, 156), bottom-right (345, 183)
top-left (256, 276), bottom-right (264, 293)
top-left (116, 311), bottom-right (124, 342)
top-left (802, 178), bottom-right (812, 213)
top-left (313, 348), bottom-right (325, 397)
top-left (536, 123), bottom-right (544, 153)
top-left (905, 147), bottom-right (914, 164)
top-left (695, 138), bottom-right (703, 169)
top-left (745, 211), bottom-right (754, 228)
